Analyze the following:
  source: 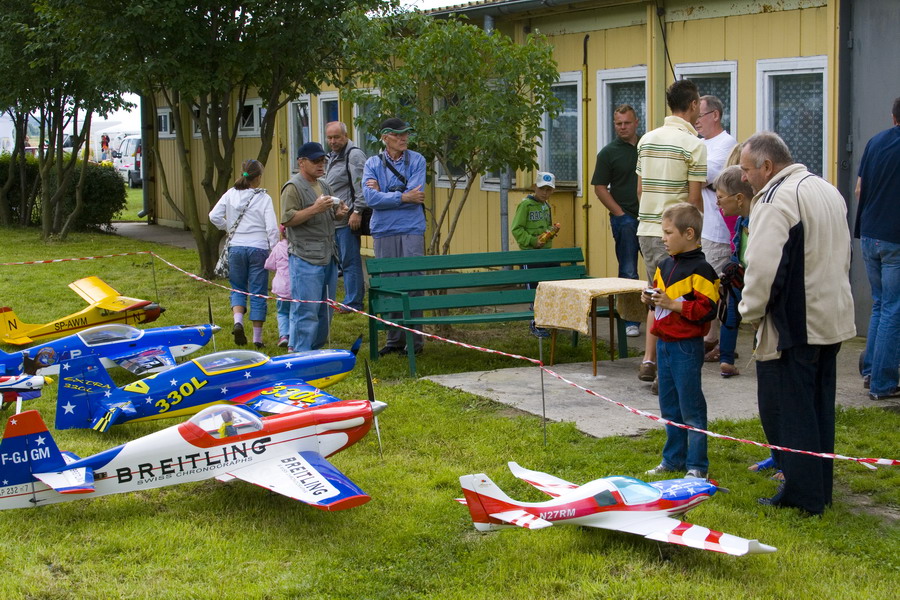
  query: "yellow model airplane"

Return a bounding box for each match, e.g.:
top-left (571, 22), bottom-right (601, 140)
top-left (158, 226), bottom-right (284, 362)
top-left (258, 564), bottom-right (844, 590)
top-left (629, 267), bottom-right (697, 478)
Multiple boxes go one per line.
top-left (0, 276), bottom-right (164, 345)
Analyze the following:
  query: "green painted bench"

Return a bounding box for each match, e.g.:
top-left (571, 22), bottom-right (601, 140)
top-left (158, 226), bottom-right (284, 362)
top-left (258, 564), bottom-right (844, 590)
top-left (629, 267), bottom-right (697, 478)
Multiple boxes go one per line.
top-left (366, 247), bottom-right (628, 375)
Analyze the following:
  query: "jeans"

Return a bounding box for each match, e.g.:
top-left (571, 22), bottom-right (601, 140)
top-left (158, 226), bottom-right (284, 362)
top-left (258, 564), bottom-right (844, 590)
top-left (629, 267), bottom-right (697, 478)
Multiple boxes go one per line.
top-left (227, 246), bottom-right (269, 321)
top-left (276, 299), bottom-right (291, 338)
top-left (610, 214), bottom-right (640, 327)
top-left (861, 237), bottom-right (900, 395)
top-left (719, 285), bottom-right (742, 365)
top-left (756, 343), bottom-right (839, 515)
top-left (288, 254), bottom-right (338, 351)
top-left (336, 226), bottom-right (365, 310)
top-left (656, 337), bottom-right (708, 473)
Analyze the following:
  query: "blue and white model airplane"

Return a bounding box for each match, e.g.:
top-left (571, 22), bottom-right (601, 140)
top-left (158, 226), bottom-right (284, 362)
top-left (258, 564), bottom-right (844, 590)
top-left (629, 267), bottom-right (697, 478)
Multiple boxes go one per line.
top-left (0, 323), bottom-right (219, 377)
top-left (53, 346), bottom-right (358, 432)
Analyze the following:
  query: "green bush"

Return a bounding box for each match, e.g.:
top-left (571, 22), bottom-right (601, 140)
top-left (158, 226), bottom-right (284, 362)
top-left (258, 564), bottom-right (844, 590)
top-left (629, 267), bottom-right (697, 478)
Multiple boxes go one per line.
top-left (0, 154), bottom-right (126, 231)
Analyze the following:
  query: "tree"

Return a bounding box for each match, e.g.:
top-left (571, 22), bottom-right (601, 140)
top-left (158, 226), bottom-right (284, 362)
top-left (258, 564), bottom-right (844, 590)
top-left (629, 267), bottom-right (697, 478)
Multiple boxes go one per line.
top-left (344, 15), bottom-right (560, 255)
top-left (51, 0), bottom-right (391, 277)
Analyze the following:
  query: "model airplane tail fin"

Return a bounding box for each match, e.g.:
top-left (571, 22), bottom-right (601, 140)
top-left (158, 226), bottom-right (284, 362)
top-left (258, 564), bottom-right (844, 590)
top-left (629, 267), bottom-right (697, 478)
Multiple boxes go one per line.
top-left (0, 307), bottom-right (34, 345)
top-left (0, 410), bottom-right (69, 486)
top-left (55, 354), bottom-right (116, 430)
top-left (459, 473), bottom-right (523, 531)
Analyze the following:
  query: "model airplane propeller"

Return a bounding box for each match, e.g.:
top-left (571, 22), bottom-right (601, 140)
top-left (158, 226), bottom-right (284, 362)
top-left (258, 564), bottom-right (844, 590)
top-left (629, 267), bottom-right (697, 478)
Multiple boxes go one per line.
top-left (0, 276), bottom-right (164, 345)
top-left (458, 462), bottom-right (776, 556)
top-left (52, 346), bottom-right (359, 432)
top-left (0, 392), bottom-right (386, 511)
top-left (0, 323), bottom-right (219, 377)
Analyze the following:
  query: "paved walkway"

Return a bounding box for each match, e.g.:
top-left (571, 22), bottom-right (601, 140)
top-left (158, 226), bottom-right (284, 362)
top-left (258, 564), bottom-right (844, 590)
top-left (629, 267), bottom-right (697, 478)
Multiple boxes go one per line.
top-left (112, 221), bottom-right (895, 446)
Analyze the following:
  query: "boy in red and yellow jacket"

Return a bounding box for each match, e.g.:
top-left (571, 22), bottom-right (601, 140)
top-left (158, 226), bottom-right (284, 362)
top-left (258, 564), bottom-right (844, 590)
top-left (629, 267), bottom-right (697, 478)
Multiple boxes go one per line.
top-left (642, 203), bottom-right (719, 479)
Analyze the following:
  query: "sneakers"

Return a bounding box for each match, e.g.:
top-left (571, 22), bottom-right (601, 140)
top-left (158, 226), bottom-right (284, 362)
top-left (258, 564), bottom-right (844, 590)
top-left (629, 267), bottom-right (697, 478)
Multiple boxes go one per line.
top-left (649, 377), bottom-right (658, 395)
top-left (685, 469), bottom-right (707, 479)
top-left (638, 361), bottom-right (656, 382)
top-left (529, 320), bottom-right (550, 338)
top-left (278, 336), bottom-right (289, 348)
top-left (863, 375), bottom-right (870, 389)
top-left (869, 386), bottom-right (900, 401)
top-left (254, 341), bottom-right (265, 349)
top-left (625, 324), bottom-right (640, 337)
top-left (232, 322), bottom-right (247, 346)
top-left (645, 463), bottom-right (679, 476)
top-left (378, 345), bottom-right (404, 357)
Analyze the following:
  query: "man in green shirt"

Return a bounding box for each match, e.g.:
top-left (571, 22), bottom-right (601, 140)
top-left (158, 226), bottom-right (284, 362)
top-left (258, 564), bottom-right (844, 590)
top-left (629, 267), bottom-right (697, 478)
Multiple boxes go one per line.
top-left (592, 104), bottom-right (641, 337)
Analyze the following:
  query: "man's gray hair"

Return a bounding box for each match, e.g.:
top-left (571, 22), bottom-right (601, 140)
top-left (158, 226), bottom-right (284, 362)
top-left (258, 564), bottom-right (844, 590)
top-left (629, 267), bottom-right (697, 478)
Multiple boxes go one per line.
top-left (700, 95), bottom-right (724, 120)
top-left (743, 131), bottom-right (793, 168)
top-left (325, 121), bottom-right (347, 134)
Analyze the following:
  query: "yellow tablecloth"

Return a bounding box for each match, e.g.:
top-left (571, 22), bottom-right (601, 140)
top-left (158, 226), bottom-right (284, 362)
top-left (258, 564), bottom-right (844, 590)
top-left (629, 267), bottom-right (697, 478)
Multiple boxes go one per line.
top-left (533, 278), bottom-right (648, 334)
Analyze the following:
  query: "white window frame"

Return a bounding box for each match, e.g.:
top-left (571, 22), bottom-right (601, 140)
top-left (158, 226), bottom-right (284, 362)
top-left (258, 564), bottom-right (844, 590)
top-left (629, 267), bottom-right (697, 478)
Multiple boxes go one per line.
top-left (237, 98), bottom-right (263, 138)
top-left (288, 95), bottom-right (311, 174)
top-left (352, 89), bottom-right (382, 159)
top-left (318, 92), bottom-right (339, 143)
top-left (539, 71), bottom-right (582, 196)
top-left (674, 60), bottom-right (738, 135)
top-left (756, 55), bottom-right (828, 176)
top-left (596, 66), bottom-right (647, 149)
top-left (480, 168), bottom-right (516, 192)
top-left (157, 108), bottom-right (175, 139)
top-left (191, 105), bottom-right (203, 138)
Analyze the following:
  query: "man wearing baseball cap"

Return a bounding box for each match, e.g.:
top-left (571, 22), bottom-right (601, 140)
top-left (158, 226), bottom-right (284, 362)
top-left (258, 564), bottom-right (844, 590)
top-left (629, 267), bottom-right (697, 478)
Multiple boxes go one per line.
top-left (280, 141), bottom-right (349, 351)
top-left (362, 117), bottom-right (428, 357)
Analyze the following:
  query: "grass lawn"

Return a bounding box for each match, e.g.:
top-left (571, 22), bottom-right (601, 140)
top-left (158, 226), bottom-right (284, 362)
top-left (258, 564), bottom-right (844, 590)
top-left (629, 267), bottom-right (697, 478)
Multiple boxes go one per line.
top-left (0, 226), bottom-right (897, 600)
top-left (115, 187), bottom-right (145, 222)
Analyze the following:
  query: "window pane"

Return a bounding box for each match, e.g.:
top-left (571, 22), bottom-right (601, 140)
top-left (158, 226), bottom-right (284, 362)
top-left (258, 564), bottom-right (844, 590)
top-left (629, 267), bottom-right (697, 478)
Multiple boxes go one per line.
top-left (240, 104), bottom-right (256, 130)
top-left (693, 76), bottom-right (731, 133)
top-left (355, 100), bottom-right (381, 157)
top-left (771, 73), bottom-right (823, 176)
top-left (607, 81), bottom-right (646, 143)
top-left (322, 100), bottom-right (339, 125)
top-left (546, 84), bottom-right (578, 182)
top-left (291, 100), bottom-right (310, 159)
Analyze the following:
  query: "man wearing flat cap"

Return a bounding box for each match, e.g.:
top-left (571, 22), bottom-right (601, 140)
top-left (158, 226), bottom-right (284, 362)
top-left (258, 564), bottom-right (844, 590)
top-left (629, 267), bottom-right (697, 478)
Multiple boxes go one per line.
top-left (281, 141), bottom-right (349, 351)
top-left (362, 117), bottom-right (427, 356)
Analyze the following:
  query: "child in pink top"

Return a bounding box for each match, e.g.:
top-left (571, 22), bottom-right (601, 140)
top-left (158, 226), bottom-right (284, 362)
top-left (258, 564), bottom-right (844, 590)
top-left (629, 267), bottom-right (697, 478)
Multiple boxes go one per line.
top-left (264, 226), bottom-right (291, 347)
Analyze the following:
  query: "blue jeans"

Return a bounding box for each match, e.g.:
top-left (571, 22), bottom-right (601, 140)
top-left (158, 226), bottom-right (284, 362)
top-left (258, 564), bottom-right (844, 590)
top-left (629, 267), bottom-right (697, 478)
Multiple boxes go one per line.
top-left (656, 337), bottom-right (708, 473)
top-left (756, 343), bottom-right (839, 514)
top-left (861, 237), bottom-right (900, 395)
top-left (719, 285), bottom-right (742, 365)
top-left (288, 254), bottom-right (337, 351)
top-left (227, 246), bottom-right (269, 321)
top-left (276, 299), bottom-right (291, 338)
top-left (336, 226), bottom-right (365, 310)
top-left (610, 214), bottom-right (640, 327)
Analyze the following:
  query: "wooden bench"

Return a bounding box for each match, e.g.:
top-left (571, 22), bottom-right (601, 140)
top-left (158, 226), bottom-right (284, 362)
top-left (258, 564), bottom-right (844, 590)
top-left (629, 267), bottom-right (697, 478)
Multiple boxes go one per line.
top-left (366, 247), bottom-right (629, 375)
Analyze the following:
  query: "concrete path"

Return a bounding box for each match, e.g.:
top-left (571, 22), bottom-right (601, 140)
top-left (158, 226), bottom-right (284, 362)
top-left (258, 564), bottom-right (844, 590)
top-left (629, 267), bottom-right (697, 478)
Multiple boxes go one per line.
top-left (111, 222), bottom-right (197, 250)
top-left (427, 329), bottom-right (891, 440)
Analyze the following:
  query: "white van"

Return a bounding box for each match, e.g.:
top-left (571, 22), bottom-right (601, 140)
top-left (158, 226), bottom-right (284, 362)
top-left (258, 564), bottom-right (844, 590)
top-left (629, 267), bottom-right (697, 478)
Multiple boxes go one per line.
top-left (112, 135), bottom-right (142, 188)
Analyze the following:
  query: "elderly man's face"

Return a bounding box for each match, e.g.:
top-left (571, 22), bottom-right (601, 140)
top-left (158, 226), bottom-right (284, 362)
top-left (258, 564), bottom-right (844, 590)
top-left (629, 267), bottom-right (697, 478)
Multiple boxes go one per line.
top-left (325, 123), bottom-right (348, 154)
top-left (739, 145), bottom-right (770, 194)
top-left (298, 156), bottom-right (326, 181)
top-left (382, 131), bottom-right (409, 157)
top-left (695, 100), bottom-right (719, 138)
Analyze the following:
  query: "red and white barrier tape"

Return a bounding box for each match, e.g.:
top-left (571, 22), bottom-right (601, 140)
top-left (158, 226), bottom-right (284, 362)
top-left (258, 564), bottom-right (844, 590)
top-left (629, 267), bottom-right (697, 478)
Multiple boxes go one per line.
top-left (4, 249), bottom-right (896, 466)
top-left (0, 251), bottom-right (152, 266)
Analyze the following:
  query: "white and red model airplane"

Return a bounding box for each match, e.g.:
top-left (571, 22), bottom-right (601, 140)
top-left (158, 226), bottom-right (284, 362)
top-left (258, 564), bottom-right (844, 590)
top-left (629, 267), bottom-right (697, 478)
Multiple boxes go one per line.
top-left (0, 396), bottom-right (385, 511)
top-left (458, 462), bottom-right (776, 556)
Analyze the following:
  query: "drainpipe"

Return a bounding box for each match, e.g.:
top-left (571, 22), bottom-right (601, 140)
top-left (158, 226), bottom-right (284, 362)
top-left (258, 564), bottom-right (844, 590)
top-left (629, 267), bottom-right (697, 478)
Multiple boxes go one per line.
top-left (581, 34), bottom-right (591, 271)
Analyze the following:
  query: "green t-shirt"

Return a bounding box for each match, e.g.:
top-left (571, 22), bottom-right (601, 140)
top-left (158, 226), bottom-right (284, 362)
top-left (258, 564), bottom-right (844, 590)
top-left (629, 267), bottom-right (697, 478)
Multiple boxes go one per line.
top-left (590, 136), bottom-right (640, 218)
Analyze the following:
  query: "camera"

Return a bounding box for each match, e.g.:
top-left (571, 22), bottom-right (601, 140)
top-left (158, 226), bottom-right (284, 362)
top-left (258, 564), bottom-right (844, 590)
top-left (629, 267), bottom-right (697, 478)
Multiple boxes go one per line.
top-left (388, 185), bottom-right (407, 193)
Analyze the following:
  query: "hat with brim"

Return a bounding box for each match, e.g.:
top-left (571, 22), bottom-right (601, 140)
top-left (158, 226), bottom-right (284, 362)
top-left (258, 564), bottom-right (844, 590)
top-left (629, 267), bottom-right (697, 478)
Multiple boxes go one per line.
top-left (379, 117), bottom-right (413, 136)
top-left (535, 171), bottom-right (556, 189)
top-left (297, 142), bottom-right (326, 160)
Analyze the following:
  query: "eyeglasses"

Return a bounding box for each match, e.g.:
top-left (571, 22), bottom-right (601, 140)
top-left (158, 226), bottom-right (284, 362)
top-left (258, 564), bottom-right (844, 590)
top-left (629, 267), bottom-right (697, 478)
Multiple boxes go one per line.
top-left (716, 193), bottom-right (739, 202)
top-left (698, 111), bottom-right (716, 119)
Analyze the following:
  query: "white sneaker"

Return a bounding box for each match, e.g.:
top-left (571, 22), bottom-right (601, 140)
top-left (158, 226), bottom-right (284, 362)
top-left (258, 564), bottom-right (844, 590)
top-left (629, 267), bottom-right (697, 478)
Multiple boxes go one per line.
top-left (625, 325), bottom-right (640, 337)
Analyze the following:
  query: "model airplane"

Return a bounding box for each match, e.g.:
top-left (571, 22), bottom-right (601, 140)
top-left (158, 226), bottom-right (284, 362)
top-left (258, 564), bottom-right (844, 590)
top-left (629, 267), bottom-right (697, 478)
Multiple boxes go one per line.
top-left (458, 462), bottom-right (776, 556)
top-left (53, 347), bottom-right (358, 431)
top-left (0, 396), bottom-right (386, 511)
top-left (0, 323), bottom-right (219, 377)
top-left (0, 374), bottom-right (52, 407)
top-left (0, 276), bottom-right (164, 345)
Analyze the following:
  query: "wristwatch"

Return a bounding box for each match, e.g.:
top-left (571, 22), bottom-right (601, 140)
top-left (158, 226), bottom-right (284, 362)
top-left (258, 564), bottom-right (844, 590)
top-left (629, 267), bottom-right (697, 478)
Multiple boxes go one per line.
top-left (353, 209), bottom-right (362, 214)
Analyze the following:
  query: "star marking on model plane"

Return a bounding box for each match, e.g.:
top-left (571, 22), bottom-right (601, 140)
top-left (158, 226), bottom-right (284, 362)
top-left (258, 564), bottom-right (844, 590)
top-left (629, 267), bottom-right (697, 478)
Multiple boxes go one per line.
top-left (170, 378), bottom-right (177, 386)
top-left (104, 390), bottom-right (112, 398)
top-left (34, 435), bottom-right (46, 446)
top-left (145, 396), bottom-right (154, 404)
top-left (244, 371), bottom-right (251, 379)
top-left (284, 362), bottom-right (293, 369)
top-left (62, 362), bottom-right (70, 371)
top-left (2, 480), bottom-right (7, 485)
top-left (62, 402), bottom-right (76, 414)
top-left (220, 386), bottom-right (228, 395)
top-left (9, 419), bottom-right (16, 426)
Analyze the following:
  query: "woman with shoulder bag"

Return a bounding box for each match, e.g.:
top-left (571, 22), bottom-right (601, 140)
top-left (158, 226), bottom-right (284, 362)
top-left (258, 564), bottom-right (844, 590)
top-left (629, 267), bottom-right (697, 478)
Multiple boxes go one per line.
top-left (209, 159), bottom-right (280, 348)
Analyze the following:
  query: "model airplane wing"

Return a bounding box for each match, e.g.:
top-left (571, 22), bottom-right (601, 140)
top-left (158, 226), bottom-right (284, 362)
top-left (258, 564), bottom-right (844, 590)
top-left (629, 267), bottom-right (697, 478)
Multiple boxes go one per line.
top-left (508, 461), bottom-right (579, 498)
top-left (221, 450), bottom-right (370, 511)
top-left (614, 515), bottom-right (776, 556)
top-left (33, 452), bottom-right (96, 495)
top-left (108, 346), bottom-right (177, 375)
top-left (69, 277), bottom-right (151, 312)
top-left (230, 380), bottom-right (344, 415)
top-left (490, 509), bottom-right (553, 530)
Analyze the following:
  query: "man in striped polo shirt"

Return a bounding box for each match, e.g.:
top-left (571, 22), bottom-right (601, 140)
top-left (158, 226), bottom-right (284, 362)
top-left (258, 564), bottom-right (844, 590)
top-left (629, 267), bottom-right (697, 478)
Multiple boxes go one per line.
top-left (635, 79), bottom-right (707, 391)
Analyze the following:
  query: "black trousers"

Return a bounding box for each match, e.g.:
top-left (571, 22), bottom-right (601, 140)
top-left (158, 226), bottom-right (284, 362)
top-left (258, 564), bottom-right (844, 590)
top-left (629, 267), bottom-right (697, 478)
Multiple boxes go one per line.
top-left (756, 342), bottom-right (840, 515)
